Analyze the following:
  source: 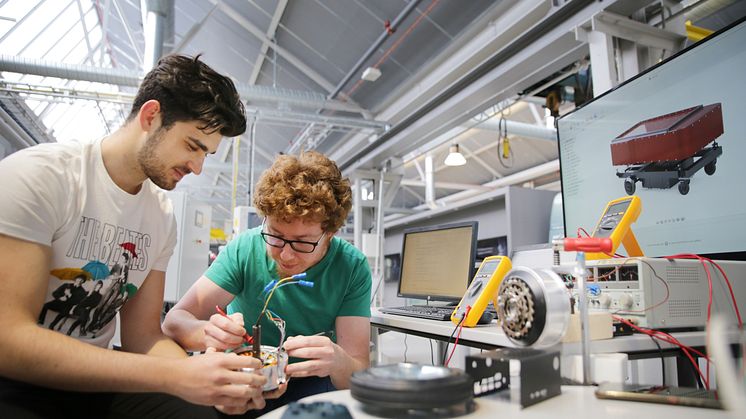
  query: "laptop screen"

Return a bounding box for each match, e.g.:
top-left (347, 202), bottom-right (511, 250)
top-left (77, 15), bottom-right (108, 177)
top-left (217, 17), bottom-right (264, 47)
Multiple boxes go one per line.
top-left (397, 221), bottom-right (478, 302)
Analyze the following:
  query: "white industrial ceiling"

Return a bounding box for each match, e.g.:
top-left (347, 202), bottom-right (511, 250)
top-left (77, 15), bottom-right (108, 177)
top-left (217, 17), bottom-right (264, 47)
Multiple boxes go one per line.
top-left (1, 0), bottom-right (744, 230)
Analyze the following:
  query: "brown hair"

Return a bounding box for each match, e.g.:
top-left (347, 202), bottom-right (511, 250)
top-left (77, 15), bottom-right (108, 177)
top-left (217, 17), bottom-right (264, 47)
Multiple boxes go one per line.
top-left (253, 151), bottom-right (352, 232)
top-left (127, 54), bottom-right (246, 137)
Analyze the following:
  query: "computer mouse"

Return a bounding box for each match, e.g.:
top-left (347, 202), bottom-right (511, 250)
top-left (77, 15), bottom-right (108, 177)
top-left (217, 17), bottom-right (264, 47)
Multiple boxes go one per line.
top-left (477, 311), bottom-right (495, 325)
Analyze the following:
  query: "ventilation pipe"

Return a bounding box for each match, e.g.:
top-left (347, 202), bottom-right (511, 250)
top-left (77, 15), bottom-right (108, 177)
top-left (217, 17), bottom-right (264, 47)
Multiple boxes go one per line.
top-left (142, 0), bottom-right (173, 70)
top-left (0, 55), bottom-right (367, 114)
top-left (0, 55), bottom-right (141, 86)
top-left (470, 118), bottom-right (556, 142)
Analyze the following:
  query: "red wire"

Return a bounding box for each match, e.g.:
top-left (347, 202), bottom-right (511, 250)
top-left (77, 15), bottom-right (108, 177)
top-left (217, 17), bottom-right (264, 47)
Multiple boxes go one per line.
top-left (664, 252), bottom-right (746, 385)
top-left (614, 315), bottom-right (710, 388)
top-left (616, 264), bottom-right (670, 314)
top-left (705, 257), bottom-right (744, 326)
top-left (669, 254), bottom-right (744, 327)
top-left (344, 0), bottom-right (440, 98)
top-left (445, 306), bottom-right (469, 367)
top-left (667, 255), bottom-right (713, 323)
top-left (445, 320), bottom-right (464, 367)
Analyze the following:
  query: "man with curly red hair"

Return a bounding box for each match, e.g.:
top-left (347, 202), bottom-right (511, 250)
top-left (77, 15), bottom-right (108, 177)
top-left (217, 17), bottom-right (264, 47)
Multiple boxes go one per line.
top-left (163, 151), bottom-right (372, 417)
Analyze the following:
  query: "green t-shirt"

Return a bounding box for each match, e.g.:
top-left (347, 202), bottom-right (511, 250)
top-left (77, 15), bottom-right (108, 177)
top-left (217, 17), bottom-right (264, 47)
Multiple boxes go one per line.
top-left (205, 227), bottom-right (372, 348)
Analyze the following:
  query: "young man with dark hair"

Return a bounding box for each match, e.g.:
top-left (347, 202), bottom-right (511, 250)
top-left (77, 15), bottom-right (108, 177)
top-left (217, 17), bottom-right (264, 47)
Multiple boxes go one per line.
top-left (0, 54), bottom-right (272, 418)
top-left (163, 151), bottom-right (372, 418)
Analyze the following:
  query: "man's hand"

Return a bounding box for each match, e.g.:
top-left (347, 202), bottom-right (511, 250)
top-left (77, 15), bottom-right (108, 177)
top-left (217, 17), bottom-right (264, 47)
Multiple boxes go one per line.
top-left (171, 348), bottom-right (267, 408)
top-left (214, 367), bottom-right (289, 415)
top-left (282, 335), bottom-right (339, 379)
top-left (204, 312), bottom-right (247, 351)
top-left (263, 382), bottom-right (288, 400)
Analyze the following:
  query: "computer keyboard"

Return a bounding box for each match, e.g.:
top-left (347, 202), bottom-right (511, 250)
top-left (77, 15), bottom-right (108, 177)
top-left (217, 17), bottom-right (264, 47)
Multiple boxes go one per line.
top-left (379, 305), bottom-right (455, 321)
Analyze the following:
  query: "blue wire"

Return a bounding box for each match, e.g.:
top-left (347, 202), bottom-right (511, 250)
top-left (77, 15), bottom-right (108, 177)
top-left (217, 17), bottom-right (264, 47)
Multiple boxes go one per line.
top-left (275, 281), bottom-right (299, 290)
top-left (261, 280), bottom-right (278, 297)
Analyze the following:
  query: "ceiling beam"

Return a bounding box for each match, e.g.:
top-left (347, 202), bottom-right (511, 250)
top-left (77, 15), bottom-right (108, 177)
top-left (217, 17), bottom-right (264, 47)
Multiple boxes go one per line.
top-left (111, 0), bottom-right (142, 64)
top-left (245, 106), bottom-right (387, 131)
top-left (399, 179), bottom-right (492, 192)
top-left (16, 0), bottom-right (75, 57)
top-left (207, 0), bottom-right (336, 93)
top-left (173, 2), bottom-right (218, 53)
top-left (0, 0), bottom-right (48, 44)
top-left (98, 0), bottom-right (112, 65)
top-left (337, 0), bottom-right (603, 173)
top-left (458, 143), bottom-right (501, 178)
top-left (75, 0), bottom-right (94, 63)
top-left (249, 0), bottom-right (287, 85)
top-left (385, 160), bottom-right (560, 228)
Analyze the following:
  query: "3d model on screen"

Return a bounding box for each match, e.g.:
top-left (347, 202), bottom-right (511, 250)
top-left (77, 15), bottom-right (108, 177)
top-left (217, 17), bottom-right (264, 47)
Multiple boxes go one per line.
top-left (611, 103), bottom-right (724, 195)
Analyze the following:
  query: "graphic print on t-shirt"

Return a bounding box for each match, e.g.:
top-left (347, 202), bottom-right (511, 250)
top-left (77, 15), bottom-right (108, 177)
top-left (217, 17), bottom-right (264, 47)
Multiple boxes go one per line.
top-left (38, 216), bottom-right (151, 339)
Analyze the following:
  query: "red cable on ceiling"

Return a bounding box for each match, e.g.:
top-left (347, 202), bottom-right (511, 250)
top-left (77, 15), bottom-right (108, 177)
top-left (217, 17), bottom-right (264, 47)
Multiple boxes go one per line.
top-left (344, 0), bottom-right (440, 98)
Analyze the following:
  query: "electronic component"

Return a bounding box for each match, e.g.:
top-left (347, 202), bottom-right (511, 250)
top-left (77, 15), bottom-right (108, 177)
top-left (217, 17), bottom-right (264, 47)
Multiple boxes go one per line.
top-left (582, 257), bottom-right (746, 329)
top-left (451, 256), bottom-right (511, 327)
top-left (586, 195), bottom-right (643, 260)
top-left (496, 267), bottom-right (570, 347)
top-left (234, 344), bottom-right (288, 391)
top-left (240, 272), bottom-right (310, 390)
top-left (466, 348), bottom-right (561, 407)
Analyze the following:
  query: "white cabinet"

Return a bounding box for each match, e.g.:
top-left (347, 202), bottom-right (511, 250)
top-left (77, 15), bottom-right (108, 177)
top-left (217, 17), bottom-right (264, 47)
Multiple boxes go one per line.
top-left (164, 191), bottom-right (211, 302)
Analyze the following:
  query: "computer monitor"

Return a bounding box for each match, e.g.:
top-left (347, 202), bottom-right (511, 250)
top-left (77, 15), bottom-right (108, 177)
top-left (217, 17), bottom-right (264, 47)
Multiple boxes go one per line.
top-left (557, 17), bottom-right (746, 259)
top-left (397, 221), bottom-right (478, 302)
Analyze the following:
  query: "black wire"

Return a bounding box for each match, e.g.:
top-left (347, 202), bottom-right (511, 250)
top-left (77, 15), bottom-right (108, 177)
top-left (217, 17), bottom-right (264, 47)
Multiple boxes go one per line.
top-left (635, 321), bottom-right (704, 389)
top-left (648, 334), bottom-right (666, 386)
top-left (403, 334), bottom-right (409, 363)
top-left (691, 353), bottom-right (705, 389)
top-left (429, 339), bottom-right (435, 365)
top-left (441, 316), bottom-right (464, 365)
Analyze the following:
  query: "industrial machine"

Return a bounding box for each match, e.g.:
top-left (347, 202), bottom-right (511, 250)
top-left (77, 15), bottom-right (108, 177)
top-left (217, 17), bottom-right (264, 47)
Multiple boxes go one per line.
top-left (580, 257), bottom-right (746, 329)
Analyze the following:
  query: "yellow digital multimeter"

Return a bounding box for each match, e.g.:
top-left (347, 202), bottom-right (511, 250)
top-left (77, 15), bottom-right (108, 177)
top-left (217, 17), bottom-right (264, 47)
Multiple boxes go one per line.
top-left (586, 195), bottom-right (644, 260)
top-left (451, 255), bottom-right (512, 327)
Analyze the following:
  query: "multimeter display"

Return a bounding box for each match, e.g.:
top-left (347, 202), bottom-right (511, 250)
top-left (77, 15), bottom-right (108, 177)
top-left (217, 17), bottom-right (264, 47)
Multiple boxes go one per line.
top-left (474, 259), bottom-right (500, 280)
top-left (463, 261), bottom-right (498, 298)
top-left (587, 196), bottom-right (643, 260)
top-left (451, 256), bottom-right (511, 327)
top-left (593, 200), bottom-right (632, 238)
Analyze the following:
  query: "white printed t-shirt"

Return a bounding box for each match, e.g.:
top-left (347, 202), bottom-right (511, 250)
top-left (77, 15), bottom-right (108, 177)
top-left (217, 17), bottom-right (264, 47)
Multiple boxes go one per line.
top-left (0, 139), bottom-right (177, 348)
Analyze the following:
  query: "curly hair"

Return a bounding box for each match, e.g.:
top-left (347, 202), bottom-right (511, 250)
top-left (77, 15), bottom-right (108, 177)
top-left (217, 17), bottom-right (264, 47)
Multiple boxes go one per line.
top-left (126, 54), bottom-right (246, 137)
top-left (253, 151), bottom-right (352, 232)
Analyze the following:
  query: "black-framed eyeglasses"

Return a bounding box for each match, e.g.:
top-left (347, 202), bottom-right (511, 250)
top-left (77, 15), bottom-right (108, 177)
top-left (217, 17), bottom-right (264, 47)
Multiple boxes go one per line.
top-left (260, 220), bottom-right (326, 254)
